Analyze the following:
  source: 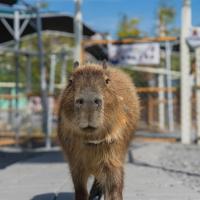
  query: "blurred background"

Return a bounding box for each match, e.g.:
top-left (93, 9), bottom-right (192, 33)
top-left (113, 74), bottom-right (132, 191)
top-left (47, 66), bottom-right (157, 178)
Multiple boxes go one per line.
top-left (0, 0), bottom-right (199, 148)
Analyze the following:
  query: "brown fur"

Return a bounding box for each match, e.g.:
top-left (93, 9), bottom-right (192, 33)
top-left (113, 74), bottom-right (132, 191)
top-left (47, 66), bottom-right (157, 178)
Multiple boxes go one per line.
top-left (57, 63), bottom-right (140, 200)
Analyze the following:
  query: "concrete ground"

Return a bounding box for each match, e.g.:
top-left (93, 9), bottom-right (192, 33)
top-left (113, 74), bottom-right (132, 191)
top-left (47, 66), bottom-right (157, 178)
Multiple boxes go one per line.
top-left (0, 142), bottom-right (200, 200)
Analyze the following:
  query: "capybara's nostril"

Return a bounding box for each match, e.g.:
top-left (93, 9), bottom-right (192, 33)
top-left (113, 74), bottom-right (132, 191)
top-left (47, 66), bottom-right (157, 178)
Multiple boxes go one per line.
top-left (76, 98), bottom-right (84, 105)
top-left (94, 98), bottom-right (102, 106)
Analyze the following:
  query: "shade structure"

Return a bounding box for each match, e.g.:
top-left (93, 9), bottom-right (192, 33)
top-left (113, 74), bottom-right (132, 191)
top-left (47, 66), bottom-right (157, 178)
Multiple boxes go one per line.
top-left (0, 13), bottom-right (96, 44)
top-left (0, 0), bottom-right (18, 5)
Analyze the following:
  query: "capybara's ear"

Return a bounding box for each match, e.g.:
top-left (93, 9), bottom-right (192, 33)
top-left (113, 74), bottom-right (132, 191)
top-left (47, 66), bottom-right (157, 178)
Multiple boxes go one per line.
top-left (102, 60), bottom-right (107, 70)
top-left (73, 61), bottom-right (79, 69)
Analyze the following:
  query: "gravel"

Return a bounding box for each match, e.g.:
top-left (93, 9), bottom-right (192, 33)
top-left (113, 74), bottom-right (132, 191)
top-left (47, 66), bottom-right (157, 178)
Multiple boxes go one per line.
top-left (159, 143), bottom-right (200, 193)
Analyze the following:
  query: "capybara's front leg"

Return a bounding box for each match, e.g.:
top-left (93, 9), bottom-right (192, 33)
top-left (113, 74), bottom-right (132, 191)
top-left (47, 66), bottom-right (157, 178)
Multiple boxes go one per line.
top-left (71, 169), bottom-right (89, 200)
top-left (89, 178), bottom-right (103, 200)
top-left (104, 167), bottom-right (124, 200)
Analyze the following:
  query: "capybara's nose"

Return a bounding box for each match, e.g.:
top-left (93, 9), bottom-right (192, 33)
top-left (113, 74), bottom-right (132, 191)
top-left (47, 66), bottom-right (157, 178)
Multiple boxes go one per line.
top-left (94, 98), bottom-right (102, 106)
top-left (75, 98), bottom-right (84, 106)
top-left (75, 97), bottom-right (102, 107)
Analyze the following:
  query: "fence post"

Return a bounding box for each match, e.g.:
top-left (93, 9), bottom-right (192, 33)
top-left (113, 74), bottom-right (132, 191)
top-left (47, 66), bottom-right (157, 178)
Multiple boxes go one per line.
top-left (49, 54), bottom-right (56, 95)
top-left (47, 54), bottom-right (57, 148)
top-left (166, 42), bottom-right (174, 132)
top-left (74, 0), bottom-right (83, 62)
top-left (195, 47), bottom-right (200, 144)
top-left (158, 74), bottom-right (165, 130)
top-left (26, 54), bottom-right (32, 94)
top-left (61, 52), bottom-right (67, 87)
top-left (148, 95), bottom-right (154, 127)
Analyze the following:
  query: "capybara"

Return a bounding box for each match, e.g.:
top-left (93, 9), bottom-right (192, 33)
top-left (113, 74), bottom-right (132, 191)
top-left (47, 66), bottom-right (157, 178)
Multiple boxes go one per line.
top-left (57, 61), bottom-right (140, 200)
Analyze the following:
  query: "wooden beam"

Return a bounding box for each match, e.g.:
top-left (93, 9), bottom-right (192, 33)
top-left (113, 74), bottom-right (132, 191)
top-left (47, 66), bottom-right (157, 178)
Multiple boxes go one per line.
top-left (82, 36), bottom-right (177, 46)
top-left (0, 139), bottom-right (17, 146)
top-left (0, 94), bottom-right (20, 100)
top-left (136, 87), bottom-right (177, 93)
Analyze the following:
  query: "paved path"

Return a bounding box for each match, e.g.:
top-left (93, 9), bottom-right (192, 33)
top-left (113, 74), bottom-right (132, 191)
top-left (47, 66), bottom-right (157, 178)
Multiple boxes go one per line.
top-left (0, 142), bottom-right (200, 200)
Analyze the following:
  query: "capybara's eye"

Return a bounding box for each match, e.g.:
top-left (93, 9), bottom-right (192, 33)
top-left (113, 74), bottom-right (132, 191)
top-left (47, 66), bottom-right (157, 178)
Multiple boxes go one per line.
top-left (68, 79), bottom-right (73, 86)
top-left (105, 78), bottom-right (110, 84)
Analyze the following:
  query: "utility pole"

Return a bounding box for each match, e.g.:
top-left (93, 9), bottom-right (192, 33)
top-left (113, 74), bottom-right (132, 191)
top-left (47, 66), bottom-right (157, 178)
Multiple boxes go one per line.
top-left (14, 9), bottom-right (20, 145)
top-left (35, 5), bottom-right (50, 149)
top-left (181, 0), bottom-right (192, 144)
top-left (74, 0), bottom-right (83, 62)
top-left (157, 10), bottom-right (166, 131)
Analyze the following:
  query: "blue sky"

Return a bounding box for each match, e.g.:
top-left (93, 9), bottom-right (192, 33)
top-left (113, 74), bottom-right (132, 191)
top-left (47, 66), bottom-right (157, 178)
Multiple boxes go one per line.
top-left (27, 0), bottom-right (200, 37)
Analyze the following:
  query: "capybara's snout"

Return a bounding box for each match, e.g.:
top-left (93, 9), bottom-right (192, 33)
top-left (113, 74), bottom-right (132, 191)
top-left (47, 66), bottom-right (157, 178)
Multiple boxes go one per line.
top-left (75, 88), bottom-right (104, 131)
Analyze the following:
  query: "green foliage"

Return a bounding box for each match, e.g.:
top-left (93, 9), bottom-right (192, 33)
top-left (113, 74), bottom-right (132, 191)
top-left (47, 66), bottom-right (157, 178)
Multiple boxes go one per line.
top-left (122, 68), bottom-right (148, 87)
top-left (39, 1), bottom-right (49, 9)
top-left (171, 54), bottom-right (180, 71)
top-left (0, 32), bottom-right (74, 93)
top-left (0, 54), bottom-right (15, 81)
top-left (117, 15), bottom-right (143, 39)
top-left (157, 1), bottom-right (178, 36)
top-left (158, 7), bottom-right (175, 25)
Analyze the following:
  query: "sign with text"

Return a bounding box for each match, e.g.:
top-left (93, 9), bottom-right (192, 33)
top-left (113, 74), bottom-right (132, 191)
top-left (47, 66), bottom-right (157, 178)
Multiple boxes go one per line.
top-left (108, 43), bottom-right (160, 65)
top-left (187, 27), bottom-right (200, 49)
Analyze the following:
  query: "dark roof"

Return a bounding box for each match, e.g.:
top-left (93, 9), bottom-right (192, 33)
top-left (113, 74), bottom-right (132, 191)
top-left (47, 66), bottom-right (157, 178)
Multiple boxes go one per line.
top-left (0, 0), bottom-right (17, 5)
top-left (0, 13), bottom-right (96, 44)
top-left (85, 45), bottom-right (108, 60)
top-left (0, 12), bottom-right (107, 61)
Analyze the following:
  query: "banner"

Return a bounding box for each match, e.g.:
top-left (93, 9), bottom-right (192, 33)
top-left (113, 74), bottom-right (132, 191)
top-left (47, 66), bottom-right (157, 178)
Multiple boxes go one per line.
top-left (108, 43), bottom-right (160, 65)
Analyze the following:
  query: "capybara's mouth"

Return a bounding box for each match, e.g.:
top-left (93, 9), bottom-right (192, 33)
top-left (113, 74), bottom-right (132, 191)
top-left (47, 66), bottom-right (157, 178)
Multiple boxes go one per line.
top-left (81, 126), bottom-right (97, 132)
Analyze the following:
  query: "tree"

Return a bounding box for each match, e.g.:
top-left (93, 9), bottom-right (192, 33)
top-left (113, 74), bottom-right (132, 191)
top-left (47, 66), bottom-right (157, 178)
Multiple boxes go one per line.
top-left (117, 15), bottom-right (143, 39)
top-left (157, 0), bottom-right (180, 71)
top-left (157, 1), bottom-right (177, 36)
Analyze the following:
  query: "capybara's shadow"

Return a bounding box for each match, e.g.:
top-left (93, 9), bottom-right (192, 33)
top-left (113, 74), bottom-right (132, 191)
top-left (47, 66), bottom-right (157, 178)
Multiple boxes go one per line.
top-left (31, 192), bottom-right (74, 200)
